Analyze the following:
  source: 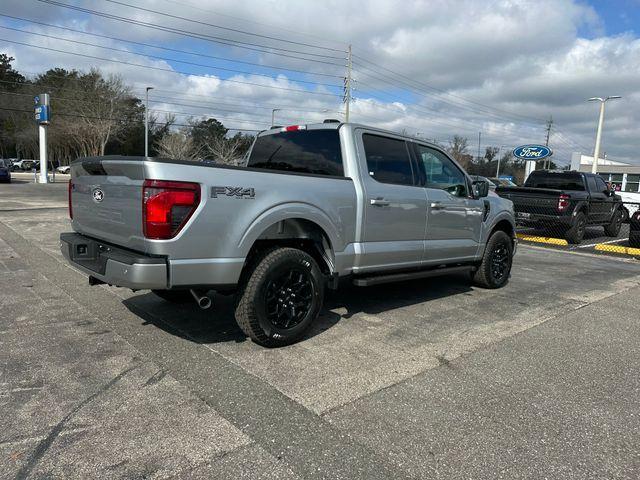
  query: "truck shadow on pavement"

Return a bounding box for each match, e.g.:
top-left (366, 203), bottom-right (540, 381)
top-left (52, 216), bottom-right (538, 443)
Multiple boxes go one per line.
top-left (122, 273), bottom-right (473, 346)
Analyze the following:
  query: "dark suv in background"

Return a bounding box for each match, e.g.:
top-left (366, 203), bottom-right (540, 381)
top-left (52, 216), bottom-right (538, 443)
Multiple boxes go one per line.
top-left (496, 170), bottom-right (625, 244)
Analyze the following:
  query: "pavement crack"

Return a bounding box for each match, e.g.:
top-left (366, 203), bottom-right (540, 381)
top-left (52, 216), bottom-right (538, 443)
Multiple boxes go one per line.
top-left (14, 363), bottom-right (139, 480)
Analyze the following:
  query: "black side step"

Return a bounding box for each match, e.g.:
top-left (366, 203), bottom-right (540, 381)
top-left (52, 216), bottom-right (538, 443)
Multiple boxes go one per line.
top-left (352, 265), bottom-right (474, 287)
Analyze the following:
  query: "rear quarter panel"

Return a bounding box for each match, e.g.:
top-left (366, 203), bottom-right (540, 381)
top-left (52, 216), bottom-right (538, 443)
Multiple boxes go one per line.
top-left (142, 161), bottom-right (357, 262)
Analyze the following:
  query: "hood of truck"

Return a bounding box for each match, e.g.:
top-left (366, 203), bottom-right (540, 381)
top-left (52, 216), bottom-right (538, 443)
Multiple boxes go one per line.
top-left (70, 157), bottom-right (147, 253)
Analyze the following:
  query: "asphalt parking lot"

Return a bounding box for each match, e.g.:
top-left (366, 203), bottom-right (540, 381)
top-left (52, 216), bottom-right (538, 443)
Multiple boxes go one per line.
top-left (2, 181), bottom-right (640, 479)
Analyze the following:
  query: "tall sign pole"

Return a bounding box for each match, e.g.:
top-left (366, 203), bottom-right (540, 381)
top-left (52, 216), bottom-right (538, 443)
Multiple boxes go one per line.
top-left (34, 93), bottom-right (50, 183)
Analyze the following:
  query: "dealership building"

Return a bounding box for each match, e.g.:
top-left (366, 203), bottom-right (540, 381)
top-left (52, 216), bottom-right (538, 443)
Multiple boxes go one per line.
top-left (570, 153), bottom-right (640, 193)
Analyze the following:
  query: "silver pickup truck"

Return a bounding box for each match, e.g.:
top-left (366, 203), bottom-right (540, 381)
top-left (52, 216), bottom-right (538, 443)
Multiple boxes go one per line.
top-left (61, 122), bottom-right (516, 347)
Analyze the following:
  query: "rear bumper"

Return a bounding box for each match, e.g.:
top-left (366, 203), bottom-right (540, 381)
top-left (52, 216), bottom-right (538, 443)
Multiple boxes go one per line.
top-left (60, 232), bottom-right (167, 289)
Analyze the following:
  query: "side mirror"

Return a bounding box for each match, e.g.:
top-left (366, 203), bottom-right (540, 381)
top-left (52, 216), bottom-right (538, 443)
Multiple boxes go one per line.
top-left (472, 180), bottom-right (489, 198)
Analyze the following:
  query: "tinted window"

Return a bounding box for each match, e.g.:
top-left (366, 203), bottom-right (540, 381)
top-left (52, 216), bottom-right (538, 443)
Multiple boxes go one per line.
top-left (524, 173), bottom-right (585, 191)
top-left (0, 160), bottom-right (5, 167)
top-left (415, 144), bottom-right (468, 197)
top-left (595, 177), bottom-right (609, 194)
top-left (362, 134), bottom-right (414, 186)
top-left (247, 129), bottom-right (343, 176)
top-left (587, 176), bottom-right (598, 192)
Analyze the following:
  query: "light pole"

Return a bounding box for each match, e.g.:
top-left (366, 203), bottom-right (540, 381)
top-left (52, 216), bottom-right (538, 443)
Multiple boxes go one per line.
top-left (495, 144), bottom-right (508, 178)
top-left (588, 96), bottom-right (620, 173)
top-left (271, 108), bottom-right (281, 126)
top-left (145, 86), bottom-right (154, 157)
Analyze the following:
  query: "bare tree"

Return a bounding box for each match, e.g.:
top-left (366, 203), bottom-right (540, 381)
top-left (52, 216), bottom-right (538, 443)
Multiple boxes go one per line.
top-left (205, 135), bottom-right (246, 165)
top-left (155, 131), bottom-right (202, 160)
top-left (447, 135), bottom-right (472, 168)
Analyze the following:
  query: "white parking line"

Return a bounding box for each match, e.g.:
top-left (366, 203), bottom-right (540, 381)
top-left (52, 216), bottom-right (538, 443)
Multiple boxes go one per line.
top-left (577, 238), bottom-right (629, 249)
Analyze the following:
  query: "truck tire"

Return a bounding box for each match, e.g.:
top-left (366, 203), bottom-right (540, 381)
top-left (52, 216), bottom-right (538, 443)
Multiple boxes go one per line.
top-left (565, 212), bottom-right (586, 244)
top-left (471, 230), bottom-right (513, 289)
top-left (152, 289), bottom-right (192, 303)
top-left (235, 247), bottom-right (324, 347)
top-left (603, 208), bottom-right (623, 237)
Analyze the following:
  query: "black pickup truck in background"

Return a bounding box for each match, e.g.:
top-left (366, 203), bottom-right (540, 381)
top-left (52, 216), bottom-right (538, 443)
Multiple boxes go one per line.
top-left (496, 170), bottom-right (625, 244)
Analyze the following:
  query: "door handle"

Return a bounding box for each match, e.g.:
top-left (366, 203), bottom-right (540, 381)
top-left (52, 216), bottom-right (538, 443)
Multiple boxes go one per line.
top-left (430, 202), bottom-right (445, 210)
top-left (370, 198), bottom-right (390, 207)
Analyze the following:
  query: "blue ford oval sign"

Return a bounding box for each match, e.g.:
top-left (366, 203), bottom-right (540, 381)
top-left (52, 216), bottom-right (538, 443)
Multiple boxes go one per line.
top-left (513, 144), bottom-right (552, 160)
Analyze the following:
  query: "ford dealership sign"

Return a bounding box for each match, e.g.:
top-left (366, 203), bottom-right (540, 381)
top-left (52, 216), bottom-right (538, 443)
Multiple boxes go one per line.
top-left (512, 144), bottom-right (552, 160)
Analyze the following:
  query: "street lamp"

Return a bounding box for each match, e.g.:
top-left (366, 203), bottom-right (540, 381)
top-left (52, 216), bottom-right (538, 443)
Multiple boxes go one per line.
top-left (495, 144), bottom-right (508, 178)
top-left (271, 108), bottom-right (281, 126)
top-left (588, 96), bottom-right (621, 173)
top-left (145, 86), bottom-right (154, 157)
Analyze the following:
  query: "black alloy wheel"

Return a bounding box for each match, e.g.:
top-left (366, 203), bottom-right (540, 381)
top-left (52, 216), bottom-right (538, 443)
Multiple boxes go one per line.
top-left (489, 240), bottom-right (511, 283)
top-left (264, 268), bottom-right (314, 329)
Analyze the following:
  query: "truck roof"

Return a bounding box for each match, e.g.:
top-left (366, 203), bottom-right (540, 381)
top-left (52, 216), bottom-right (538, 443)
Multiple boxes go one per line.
top-left (258, 122), bottom-right (443, 149)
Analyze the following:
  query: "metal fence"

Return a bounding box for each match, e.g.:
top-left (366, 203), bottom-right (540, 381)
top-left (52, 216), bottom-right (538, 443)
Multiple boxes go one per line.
top-left (509, 197), bottom-right (640, 256)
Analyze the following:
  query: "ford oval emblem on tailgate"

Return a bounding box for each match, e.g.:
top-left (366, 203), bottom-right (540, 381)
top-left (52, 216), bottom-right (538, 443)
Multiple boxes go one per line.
top-left (92, 187), bottom-right (105, 203)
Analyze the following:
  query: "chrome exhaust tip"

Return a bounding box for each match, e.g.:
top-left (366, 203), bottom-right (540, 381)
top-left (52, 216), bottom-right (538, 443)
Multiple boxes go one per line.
top-left (190, 289), bottom-right (212, 310)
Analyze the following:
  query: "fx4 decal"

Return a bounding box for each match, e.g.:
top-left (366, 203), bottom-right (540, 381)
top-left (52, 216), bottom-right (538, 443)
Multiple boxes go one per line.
top-left (211, 186), bottom-right (255, 199)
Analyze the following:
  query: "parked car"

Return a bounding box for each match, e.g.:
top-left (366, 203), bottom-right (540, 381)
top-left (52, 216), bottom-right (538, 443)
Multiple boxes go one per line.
top-left (10, 159), bottom-right (35, 171)
top-left (496, 170), bottom-right (625, 244)
top-left (57, 165), bottom-right (71, 174)
top-left (0, 159), bottom-right (11, 183)
top-left (630, 210), bottom-right (640, 248)
top-left (60, 122), bottom-right (516, 347)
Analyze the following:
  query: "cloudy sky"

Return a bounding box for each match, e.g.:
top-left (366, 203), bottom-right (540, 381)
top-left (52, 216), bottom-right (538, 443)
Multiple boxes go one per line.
top-left (1, 0), bottom-right (639, 165)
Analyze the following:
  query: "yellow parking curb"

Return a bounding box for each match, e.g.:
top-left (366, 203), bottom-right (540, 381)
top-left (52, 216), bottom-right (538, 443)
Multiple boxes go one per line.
top-left (594, 244), bottom-right (640, 256)
top-left (516, 233), bottom-right (569, 246)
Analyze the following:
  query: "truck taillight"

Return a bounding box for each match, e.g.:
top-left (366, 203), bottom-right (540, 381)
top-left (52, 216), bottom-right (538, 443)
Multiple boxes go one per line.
top-left (558, 194), bottom-right (570, 212)
top-left (282, 125), bottom-right (306, 132)
top-left (143, 180), bottom-right (200, 240)
top-left (68, 179), bottom-right (73, 219)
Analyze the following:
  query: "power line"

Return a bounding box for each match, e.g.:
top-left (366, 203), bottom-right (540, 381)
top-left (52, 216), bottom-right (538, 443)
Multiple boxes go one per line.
top-left (0, 38), bottom-right (344, 98)
top-left (0, 14), bottom-right (344, 79)
top-left (0, 105), bottom-right (262, 132)
top-left (102, 0), bottom-right (346, 54)
top-left (34, 0), bottom-right (346, 64)
top-left (0, 26), bottom-right (342, 89)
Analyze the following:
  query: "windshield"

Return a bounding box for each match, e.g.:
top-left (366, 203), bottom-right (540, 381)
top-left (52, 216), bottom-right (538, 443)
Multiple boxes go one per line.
top-left (524, 173), bottom-right (584, 190)
top-left (0, 160), bottom-right (6, 167)
top-left (247, 129), bottom-right (343, 177)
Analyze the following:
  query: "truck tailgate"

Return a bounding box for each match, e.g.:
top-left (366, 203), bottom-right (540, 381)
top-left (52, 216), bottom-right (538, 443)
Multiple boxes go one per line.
top-left (497, 187), bottom-right (563, 215)
top-left (70, 157), bottom-right (146, 252)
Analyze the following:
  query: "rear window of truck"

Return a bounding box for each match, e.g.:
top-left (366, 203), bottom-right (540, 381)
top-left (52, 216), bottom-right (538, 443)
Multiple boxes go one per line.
top-left (524, 173), bottom-right (585, 191)
top-left (247, 129), bottom-right (343, 177)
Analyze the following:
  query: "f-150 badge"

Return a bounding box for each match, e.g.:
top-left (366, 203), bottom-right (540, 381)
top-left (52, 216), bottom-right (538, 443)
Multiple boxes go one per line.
top-left (211, 186), bottom-right (255, 199)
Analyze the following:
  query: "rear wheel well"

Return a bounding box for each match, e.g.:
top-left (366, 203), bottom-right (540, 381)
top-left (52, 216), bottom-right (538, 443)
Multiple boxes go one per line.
top-left (241, 219), bottom-right (334, 282)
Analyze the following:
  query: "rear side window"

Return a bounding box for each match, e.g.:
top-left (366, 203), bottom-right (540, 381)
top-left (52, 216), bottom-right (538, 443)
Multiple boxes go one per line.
top-left (247, 129), bottom-right (343, 177)
top-left (595, 176), bottom-right (609, 194)
top-left (362, 134), bottom-right (414, 186)
top-left (587, 176), bottom-right (598, 192)
top-left (525, 173), bottom-right (585, 191)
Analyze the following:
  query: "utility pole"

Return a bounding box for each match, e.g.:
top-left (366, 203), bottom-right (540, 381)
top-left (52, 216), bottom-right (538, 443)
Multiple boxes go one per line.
top-left (477, 131), bottom-right (481, 163)
top-left (544, 116), bottom-right (553, 169)
top-left (589, 96), bottom-right (621, 174)
top-left (344, 45), bottom-right (352, 122)
top-left (145, 86), bottom-right (154, 157)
